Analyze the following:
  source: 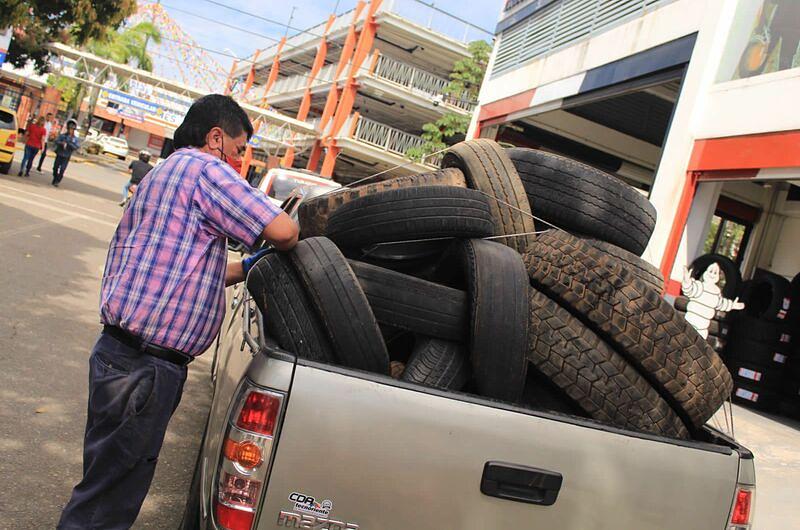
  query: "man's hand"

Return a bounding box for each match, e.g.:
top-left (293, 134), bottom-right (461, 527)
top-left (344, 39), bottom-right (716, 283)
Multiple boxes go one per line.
top-left (225, 247), bottom-right (274, 286)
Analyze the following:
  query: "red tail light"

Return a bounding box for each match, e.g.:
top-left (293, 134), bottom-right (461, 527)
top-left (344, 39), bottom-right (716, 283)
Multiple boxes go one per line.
top-left (729, 486), bottom-right (754, 529)
top-left (215, 499), bottom-right (255, 530)
top-left (214, 382), bottom-right (285, 530)
top-left (236, 390), bottom-right (281, 436)
top-left (6, 134), bottom-right (16, 147)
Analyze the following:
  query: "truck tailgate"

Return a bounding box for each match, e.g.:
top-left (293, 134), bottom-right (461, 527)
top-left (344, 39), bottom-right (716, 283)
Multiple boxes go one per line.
top-left (258, 363), bottom-right (740, 530)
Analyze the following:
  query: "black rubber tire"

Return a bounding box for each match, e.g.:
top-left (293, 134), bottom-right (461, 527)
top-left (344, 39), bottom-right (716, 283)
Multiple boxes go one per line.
top-left (690, 254), bottom-right (741, 299)
top-left (726, 313), bottom-right (785, 343)
top-left (741, 269), bottom-right (792, 322)
top-left (586, 239), bottom-right (664, 293)
top-left (0, 160), bottom-right (11, 174)
top-left (326, 186), bottom-right (495, 249)
top-left (732, 378), bottom-right (780, 412)
top-left (778, 398), bottom-right (800, 420)
top-left (461, 239), bottom-right (529, 402)
top-left (247, 252), bottom-right (335, 362)
top-left (707, 335), bottom-right (727, 353)
top-left (524, 230), bottom-right (733, 429)
top-left (674, 296), bottom-right (729, 321)
top-left (507, 148), bottom-right (656, 256)
top-left (442, 140), bottom-right (535, 253)
top-left (725, 336), bottom-right (791, 369)
top-left (297, 167), bottom-right (466, 238)
top-left (349, 259), bottom-right (468, 342)
top-left (289, 237), bottom-right (389, 374)
top-left (401, 337), bottom-right (471, 390)
top-left (725, 359), bottom-right (786, 391)
top-left (675, 309), bottom-right (722, 338)
top-left (527, 289), bottom-right (689, 438)
top-left (787, 271), bottom-right (800, 325)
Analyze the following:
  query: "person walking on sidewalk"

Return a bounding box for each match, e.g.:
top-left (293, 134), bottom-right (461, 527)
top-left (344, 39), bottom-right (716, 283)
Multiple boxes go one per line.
top-left (35, 112), bottom-right (55, 172)
top-left (57, 94), bottom-right (299, 529)
top-left (52, 119), bottom-right (80, 187)
top-left (18, 116), bottom-right (47, 177)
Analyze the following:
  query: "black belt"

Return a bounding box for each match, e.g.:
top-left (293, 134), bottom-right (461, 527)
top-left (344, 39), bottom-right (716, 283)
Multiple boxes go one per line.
top-left (103, 325), bottom-right (194, 367)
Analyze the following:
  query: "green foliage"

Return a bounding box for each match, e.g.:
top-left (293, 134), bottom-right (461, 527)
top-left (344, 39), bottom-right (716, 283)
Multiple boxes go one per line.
top-left (1, 1), bottom-right (137, 73)
top-left (47, 74), bottom-right (80, 109)
top-left (88, 22), bottom-right (162, 72)
top-left (406, 40), bottom-right (492, 161)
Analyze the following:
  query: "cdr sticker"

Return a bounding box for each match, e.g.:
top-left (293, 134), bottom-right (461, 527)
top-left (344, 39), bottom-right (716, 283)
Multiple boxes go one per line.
top-left (780, 333), bottom-right (791, 343)
top-left (737, 367), bottom-right (762, 381)
top-left (288, 491), bottom-right (333, 517)
top-left (735, 388), bottom-right (758, 402)
top-left (773, 353), bottom-right (787, 364)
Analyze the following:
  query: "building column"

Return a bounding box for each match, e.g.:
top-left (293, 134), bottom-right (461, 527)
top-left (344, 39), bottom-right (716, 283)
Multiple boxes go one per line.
top-left (684, 181), bottom-right (723, 263)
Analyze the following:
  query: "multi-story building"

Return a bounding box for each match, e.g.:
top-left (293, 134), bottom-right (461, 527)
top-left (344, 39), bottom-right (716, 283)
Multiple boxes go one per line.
top-left (471, 0), bottom-right (800, 293)
top-left (232, 0), bottom-right (491, 183)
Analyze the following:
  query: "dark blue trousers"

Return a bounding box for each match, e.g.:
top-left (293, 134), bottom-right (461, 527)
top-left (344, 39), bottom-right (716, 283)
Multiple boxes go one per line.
top-left (57, 332), bottom-right (187, 529)
top-left (52, 155), bottom-right (70, 184)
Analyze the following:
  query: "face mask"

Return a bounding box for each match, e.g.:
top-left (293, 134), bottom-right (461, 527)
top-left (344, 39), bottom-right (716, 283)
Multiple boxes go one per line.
top-left (215, 135), bottom-right (243, 174)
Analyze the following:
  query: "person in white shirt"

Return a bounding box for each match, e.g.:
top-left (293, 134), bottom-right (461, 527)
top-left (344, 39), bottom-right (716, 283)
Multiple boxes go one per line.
top-left (36, 113), bottom-right (55, 172)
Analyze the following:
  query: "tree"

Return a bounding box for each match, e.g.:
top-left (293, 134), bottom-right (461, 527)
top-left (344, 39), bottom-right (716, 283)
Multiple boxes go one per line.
top-left (1, 1), bottom-right (137, 72)
top-left (47, 74), bottom-right (80, 110)
top-left (88, 22), bottom-right (162, 72)
top-left (406, 40), bottom-right (492, 161)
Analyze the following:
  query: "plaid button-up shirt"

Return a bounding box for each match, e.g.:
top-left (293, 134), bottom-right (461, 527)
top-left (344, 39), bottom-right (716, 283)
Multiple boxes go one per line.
top-left (100, 148), bottom-right (281, 356)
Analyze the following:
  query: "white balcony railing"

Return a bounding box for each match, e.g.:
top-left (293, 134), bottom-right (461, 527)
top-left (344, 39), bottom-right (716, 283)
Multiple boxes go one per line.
top-left (371, 54), bottom-right (475, 112)
top-left (351, 115), bottom-right (442, 166)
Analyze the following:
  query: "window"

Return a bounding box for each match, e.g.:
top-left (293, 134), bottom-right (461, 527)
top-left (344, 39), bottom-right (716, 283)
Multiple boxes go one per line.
top-left (703, 211), bottom-right (754, 265)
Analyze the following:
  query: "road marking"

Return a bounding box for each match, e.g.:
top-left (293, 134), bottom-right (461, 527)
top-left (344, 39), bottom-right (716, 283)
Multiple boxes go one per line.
top-left (0, 214), bottom-right (80, 239)
top-left (0, 183), bottom-right (119, 221)
top-left (0, 191), bottom-right (118, 228)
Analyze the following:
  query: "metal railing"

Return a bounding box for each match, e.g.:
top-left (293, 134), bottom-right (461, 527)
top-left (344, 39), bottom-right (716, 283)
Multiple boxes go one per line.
top-left (267, 63), bottom-right (339, 97)
top-left (351, 115), bottom-right (442, 165)
top-left (372, 54), bottom-right (475, 112)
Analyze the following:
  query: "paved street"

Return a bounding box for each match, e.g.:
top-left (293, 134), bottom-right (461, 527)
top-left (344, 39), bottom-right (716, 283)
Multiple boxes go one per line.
top-left (0, 150), bottom-right (212, 529)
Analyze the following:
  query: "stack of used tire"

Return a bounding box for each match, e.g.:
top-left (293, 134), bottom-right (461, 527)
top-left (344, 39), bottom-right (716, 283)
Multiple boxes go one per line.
top-left (247, 139), bottom-right (732, 441)
top-left (673, 254), bottom-right (741, 353)
top-left (723, 269), bottom-right (794, 413)
top-left (777, 272), bottom-right (800, 419)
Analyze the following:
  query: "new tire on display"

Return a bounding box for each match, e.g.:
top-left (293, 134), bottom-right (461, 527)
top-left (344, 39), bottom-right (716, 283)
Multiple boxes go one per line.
top-left (524, 230), bottom-right (733, 429)
top-left (507, 148), bottom-right (657, 256)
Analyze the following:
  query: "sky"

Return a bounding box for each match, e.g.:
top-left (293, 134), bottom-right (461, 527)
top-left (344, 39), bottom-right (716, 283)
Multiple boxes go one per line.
top-left (149, 0), bottom-right (505, 78)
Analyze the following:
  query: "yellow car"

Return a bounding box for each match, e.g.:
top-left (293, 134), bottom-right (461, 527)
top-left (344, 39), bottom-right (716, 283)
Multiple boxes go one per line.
top-left (0, 105), bottom-right (18, 174)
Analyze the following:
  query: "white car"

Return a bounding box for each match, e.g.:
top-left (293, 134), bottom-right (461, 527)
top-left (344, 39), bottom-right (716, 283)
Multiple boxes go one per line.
top-left (98, 135), bottom-right (129, 160)
top-left (258, 167), bottom-right (341, 208)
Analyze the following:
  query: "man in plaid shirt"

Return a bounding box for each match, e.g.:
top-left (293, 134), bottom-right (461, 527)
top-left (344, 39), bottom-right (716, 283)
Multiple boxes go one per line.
top-left (58, 95), bottom-right (299, 529)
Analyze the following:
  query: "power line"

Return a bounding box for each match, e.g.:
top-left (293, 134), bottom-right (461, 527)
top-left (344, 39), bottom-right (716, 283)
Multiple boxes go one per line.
top-left (198, 0), bottom-right (331, 42)
top-left (160, 3), bottom-right (283, 44)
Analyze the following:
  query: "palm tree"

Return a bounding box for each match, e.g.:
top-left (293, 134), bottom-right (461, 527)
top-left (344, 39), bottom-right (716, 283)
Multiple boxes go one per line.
top-left (88, 21), bottom-right (162, 72)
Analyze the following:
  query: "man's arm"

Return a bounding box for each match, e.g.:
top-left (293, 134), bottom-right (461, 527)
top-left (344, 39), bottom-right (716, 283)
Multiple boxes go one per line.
top-left (260, 211), bottom-right (299, 251)
top-left (225, 260), bottom-right (245, 286)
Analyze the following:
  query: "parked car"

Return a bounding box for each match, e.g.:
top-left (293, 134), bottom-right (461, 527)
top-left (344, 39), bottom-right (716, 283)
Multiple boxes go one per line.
top-left (181, 196), bottom-right (756, 530)
top-left (257, 167), bottom-right (341, 208)
top-left (0, 105), bottom-right (18, 174)
top-left (98, 135), bottom-right (129, 160)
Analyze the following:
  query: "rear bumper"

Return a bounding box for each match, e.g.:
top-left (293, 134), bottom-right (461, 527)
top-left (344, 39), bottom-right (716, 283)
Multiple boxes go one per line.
top-left (0, 148), bottom-right (14, 163)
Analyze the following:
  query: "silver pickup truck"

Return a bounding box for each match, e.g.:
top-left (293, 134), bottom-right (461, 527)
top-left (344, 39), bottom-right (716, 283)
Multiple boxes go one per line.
top-left (180, 274), bottom-right (756, 530)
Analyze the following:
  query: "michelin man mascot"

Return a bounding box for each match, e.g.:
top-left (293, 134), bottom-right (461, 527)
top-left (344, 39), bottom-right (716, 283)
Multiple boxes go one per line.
top-left (681, 262), bottom-right (744, 339)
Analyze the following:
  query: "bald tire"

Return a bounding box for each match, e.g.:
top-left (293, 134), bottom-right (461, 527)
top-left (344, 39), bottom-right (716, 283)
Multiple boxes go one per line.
top-left (289, 237), bottom-right (389, 374)
top-left (326, 186), bottom-right (495, 248)
top-left (246, 252), bottom-right (335, 362)
top-left (462, 239), bottom-right (529, 402)
top-left (527, 289), bottom-right (689, 438)
top-left (523, 230), bottom-right (733, 430)
top-left (586, 239), bottom-right (664, 293)
top-left (401, 337), bottom-right (471, 391)
top-left (442, 139), bottom-right (535, 253)
top-left (349, 260), bottom-right (468, 342)
top-left (508, 148), bottom-right (656, 256)
top-left (297, 168), bottom-right (467, 238)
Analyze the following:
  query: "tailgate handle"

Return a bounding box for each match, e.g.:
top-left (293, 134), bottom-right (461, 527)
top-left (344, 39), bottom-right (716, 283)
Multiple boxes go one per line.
top-left (480, 461), bottom-right (562, 506)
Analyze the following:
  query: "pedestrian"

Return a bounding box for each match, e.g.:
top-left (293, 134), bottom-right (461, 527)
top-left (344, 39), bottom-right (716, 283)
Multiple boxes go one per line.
top-left (57, 94), bottom-right (298, 529)
top-left (120, 149), bottom-right (154, 206)
top-left (35, 112), bottom-right (56, 172)
top-left (18, 115), bottom-right (47, 177)
top-left (52, 119), bottom-right (80, 187)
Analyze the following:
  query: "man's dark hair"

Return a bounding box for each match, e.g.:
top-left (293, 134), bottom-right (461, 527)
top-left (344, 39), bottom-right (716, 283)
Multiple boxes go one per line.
top-left (173, 94), bottom-right (253, 150)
